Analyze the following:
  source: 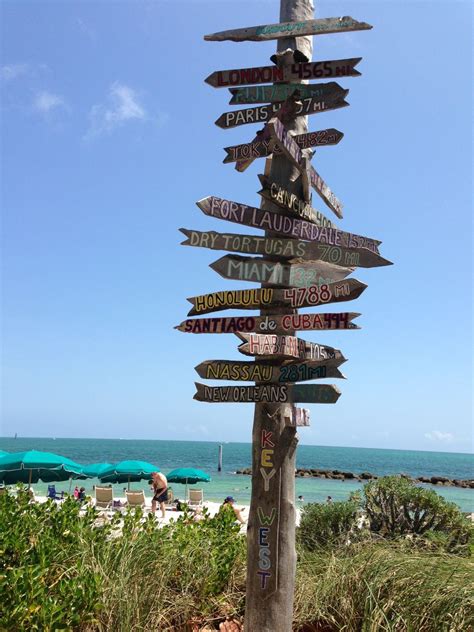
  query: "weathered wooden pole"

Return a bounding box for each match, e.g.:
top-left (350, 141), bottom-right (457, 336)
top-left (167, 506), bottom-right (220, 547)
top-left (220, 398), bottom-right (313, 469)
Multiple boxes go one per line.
top-left (218, 444), bottom-right (223, 472)
top-left (244, 1), bottom-right (314, 630)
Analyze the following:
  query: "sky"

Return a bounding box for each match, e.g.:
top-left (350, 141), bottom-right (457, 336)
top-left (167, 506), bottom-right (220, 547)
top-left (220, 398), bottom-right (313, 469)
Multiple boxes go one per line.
top-left (1, 0), bottom-right (472, 453)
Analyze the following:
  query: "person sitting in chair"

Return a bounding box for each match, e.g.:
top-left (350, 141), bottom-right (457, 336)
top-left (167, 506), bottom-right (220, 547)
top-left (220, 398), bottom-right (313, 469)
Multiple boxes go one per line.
top-left (220, 496), bottom-right (246, 524)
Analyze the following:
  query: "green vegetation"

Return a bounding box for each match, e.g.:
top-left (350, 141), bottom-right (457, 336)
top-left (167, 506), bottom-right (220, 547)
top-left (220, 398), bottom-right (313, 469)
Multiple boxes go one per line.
top-left (1, 478), bottom-right (473, 631)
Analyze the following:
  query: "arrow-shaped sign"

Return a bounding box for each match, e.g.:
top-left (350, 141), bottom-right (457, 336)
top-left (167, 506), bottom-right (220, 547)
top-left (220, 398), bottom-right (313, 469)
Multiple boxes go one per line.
top-left (195, 197), bottom-right (379, 252)
top-left (180, 229), bottom-right (390, 268)
top-left (223, 128), bottom-right (343, 166)
top-left (194, 358), bottom-right (346, 382)
top-left (236, 333), bottom-right (344, 362)
top-left (209, 255), bottom-right (353, 287)
top-left (257, 175), bottom-right (337, 228)
top-left (175, 312), bottom-right (360, 334)
top-left (187, 278), bottom-right (367, 316)
top-left (205, 58), bottom-right (362, 88)
top-left (215, 95), bottom-right (348, 129)
top-left (267, 118), bottom-right (343, 217)
top-left (204, 16), bottom-right (372, 42)
top-left (229, 81), bottom-right (347, 105)
top-left (194, 382), bottom-right (341, 404)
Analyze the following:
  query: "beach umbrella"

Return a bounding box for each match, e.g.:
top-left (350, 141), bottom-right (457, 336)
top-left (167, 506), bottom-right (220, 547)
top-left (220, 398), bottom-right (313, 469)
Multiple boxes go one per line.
top-left (167, 467), bottom-right (211, 499)
top-left (99, 460), bottom-right (160, 490)
top-left (0, 450), bottom-right (85, 486)
top-left (82, 462), bottom-right (113, 478)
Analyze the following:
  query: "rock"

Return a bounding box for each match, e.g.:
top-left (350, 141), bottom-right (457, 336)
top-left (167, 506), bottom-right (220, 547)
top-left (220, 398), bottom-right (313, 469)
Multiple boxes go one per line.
top-left (359, 472), bottom-right (374, 480)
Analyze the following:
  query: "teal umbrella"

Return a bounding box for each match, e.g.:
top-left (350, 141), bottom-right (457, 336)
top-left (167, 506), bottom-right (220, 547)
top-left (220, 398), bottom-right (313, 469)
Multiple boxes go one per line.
top-left (99, 460), bottom-right (160, 490)
top-left (0, 450), bottom-right (85, 485)
top-left (82, 462), bottom-right (113, 478)
top-left (167, 467), bottom-right (211, 499)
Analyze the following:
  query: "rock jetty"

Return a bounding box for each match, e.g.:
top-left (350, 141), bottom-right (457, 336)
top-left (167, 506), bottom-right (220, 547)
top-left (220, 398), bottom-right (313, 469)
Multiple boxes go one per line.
top-left (235, 468), bottom-right (474, 489)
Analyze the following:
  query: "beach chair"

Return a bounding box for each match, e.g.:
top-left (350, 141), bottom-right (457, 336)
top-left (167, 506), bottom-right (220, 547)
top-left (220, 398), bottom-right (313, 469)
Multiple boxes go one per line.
top-left (94, 486), bottom-right (113, 510)
top-left (165, 487), bottom-right (175, 509)
top-left (125, 490), bottom-right (146, 509)
top-left (188, 489), bottom-right (203, 508)
top-left (47, 485), bottom-right (63, 500)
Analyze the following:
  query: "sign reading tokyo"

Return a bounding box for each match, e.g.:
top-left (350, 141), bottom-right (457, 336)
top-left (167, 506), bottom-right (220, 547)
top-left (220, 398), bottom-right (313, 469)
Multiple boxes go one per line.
top-left (175, 312), bottom-right (360, 334)
top-left (204, 16), bottom-right (372, 42)
top-left (186, 278), bottom-right (367, 316)
top-left (194, 359), bottom-right (346, 383)
top-left (205, 58), bottom-right (362, 88)
top-left (228, 81), bottom-right (346, 105)
top-left (223, 128), bottom-right (343, 165)
top-left (194, 382), bottom-right (342, 404)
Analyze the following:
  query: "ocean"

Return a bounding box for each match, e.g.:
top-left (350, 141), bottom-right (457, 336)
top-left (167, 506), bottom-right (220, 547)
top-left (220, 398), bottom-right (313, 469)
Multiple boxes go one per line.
top-left (1, 437), bottom-right (472, 512)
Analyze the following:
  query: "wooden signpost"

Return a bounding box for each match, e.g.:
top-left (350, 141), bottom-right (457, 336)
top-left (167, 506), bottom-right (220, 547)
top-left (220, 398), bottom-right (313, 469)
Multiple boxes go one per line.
top-left (204, 16), bottom-right (372, 42)
top-left (181, 229), bottom-right (391, 267)
top-left (205, 57), bottom-right (362, 88)
top-left (229, 81), bottom-right (346, 105)
top-left (176, 312), bottom-right (360, 334)
top-left (215, 94), bottom-right (348, 129)
top-left (194, 382), bottom-right (342, 404)
top-left (178, 5), bottom-right (386, 629)
top-left (223, 127), bottom-right (344, 165)
top-left (209, 254), bottom-right (353, 287)
top-left (187, 278), bottom-right (367, 316)
top-left (195, 358), bottom-right (346, 382)
top-left (196, 197), bottom-right (380, 250)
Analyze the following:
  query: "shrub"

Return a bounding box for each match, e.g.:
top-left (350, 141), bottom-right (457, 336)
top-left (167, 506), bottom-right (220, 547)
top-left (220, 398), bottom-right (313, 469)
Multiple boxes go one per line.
top-left (297, 500), bottom-right (359, 551)
top-left (362, 476), bottom-right (471, 553)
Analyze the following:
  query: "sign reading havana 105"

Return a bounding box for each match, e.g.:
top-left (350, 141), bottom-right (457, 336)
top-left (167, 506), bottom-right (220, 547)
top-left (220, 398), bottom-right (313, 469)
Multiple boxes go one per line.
top-left (176, 9), bottom-right (390, 631)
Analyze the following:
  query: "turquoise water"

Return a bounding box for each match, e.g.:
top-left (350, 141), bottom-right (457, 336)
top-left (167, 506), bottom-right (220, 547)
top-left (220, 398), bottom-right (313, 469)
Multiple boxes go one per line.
top-left (1, 437), bottom-right (472, 512)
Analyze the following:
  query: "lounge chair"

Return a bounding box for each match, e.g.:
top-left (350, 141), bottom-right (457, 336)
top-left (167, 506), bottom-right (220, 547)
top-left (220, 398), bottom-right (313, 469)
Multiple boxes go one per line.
top-left (187, 489), bottom-right (203, 508)
top-left (125, 490), bottom-right (146, 509)
top-left (165, 487), bottom-right (175, 509)
top-left (94, 486), bottom-right (113, 510)
top-left (47, 485), bottom-right (63, 500)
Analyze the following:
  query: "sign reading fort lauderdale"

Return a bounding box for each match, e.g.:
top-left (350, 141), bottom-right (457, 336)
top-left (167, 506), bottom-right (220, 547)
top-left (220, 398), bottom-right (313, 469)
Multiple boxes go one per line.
top-left (175, 312), bottom-right (360, 334)
top-left (204, 17), bottom-right (372, 42)
top-left (187, 278), bottom-right (367, 316)
top-left (194, 383), bottom-right (342, 404)
top-left (205, 58), bottom-right (362, 88)
top-left (181, 229), bottom-right (391, 268)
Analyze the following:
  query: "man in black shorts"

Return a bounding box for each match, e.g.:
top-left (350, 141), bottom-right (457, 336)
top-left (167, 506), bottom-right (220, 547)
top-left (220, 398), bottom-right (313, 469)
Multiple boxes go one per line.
top-left (151, 471), bottom-right (168, 518)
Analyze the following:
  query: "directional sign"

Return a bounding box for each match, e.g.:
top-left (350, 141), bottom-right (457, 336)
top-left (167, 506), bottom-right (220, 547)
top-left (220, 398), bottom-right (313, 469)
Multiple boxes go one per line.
top-left (215, 95), bottom-right (348, 129)
top-left (180, 229), bottom-right (389, 267)
top-left (210, 255), bottom-right (353, 288)
top-left (302, 157), bottom-right (343, 218)
top-left (205, 58), bottom-right (362, 88)
top-left (286, 408), bottom-right (311, 427)
top-left (194, 382), bottom-right (341, 404)
top-left (236, 333), bottom-right (344, 362)
top-left (204, 16), bottom-right (372, 42)
top-left (187, 278), bottom-right (367, 316)
top-left (258, 175), bottom-right (337, 228)
top-left (195, 359), bottom-right (346, 383)
top-left (195, 197), bottom-right (379, 252)
top-left (175, 312), bottom-right (360, 334)
top-left (223, 128), bottom-right (343, 165)
top-left (229, 81), bottom-right (346, 105)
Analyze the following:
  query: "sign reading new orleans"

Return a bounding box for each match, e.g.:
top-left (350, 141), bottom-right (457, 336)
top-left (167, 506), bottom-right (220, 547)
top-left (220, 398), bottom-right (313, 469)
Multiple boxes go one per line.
top-left (204, 16), bottom-right (372, 42)
top-left (229, 81), bottom-right (346, 104)
top-left (195, 358), bottom-right (346, 382)
top-left (215, 94), bottom-right (348, 129)
top-left (205, 58), bottom-right (362, 88)
top-left (181, 229), bottom-right (390, 268)
top-left (187, 278), bottom-right (367, 316)
top-left (258, 175), bottom-right (336, 228)
top-left (210, 255), bottom-right (353, 288)
top-left (194, 382), bottom-right (342, 404)
top-left (223, 128), bottom-right (344, 165)
top-left (175, 312), bottom-right (360, 334)
top-left (196, 197), bottom-right (380, 251)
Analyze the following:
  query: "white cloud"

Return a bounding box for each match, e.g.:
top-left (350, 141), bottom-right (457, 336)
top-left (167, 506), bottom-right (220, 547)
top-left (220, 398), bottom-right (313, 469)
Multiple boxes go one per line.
top-left (1, 63), bottom-right (29, 81)
top-left (86, 82), bottom-right (146, 138)
top-left (33, 91), bottom-right (66, 114)
top-left (424, 430), bottom-right (454, 442)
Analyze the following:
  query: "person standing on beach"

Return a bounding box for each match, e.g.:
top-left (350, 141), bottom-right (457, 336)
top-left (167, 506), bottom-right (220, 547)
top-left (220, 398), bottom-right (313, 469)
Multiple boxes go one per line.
top-left (151, 471), bottom-right (168, 518)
